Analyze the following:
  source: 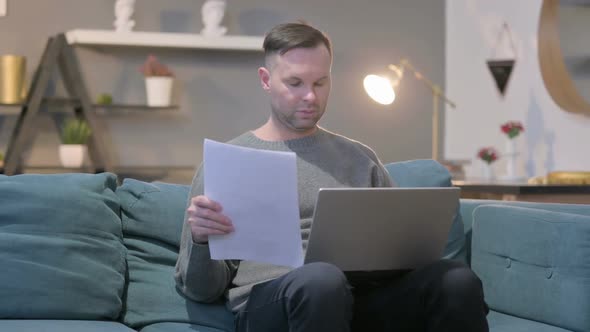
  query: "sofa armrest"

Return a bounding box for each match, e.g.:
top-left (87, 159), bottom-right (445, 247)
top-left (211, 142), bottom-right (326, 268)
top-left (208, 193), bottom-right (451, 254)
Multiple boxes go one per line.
top-left (470, 204), bottom-right (590, 332)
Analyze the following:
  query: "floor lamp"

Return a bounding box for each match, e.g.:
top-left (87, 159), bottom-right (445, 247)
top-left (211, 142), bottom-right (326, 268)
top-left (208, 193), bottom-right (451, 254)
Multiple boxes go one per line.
top-left (363, 58), bottom-right (456, 161)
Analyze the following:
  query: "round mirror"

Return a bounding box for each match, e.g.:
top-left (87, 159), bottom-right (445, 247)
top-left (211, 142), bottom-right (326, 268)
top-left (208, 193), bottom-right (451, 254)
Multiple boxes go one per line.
top-left (538, 0), bottom-right (590, 115)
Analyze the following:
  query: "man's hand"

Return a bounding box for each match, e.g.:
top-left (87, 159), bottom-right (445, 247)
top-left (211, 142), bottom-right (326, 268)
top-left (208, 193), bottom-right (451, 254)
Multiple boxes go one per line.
top-left (186, 195), bottom-right (234, 244)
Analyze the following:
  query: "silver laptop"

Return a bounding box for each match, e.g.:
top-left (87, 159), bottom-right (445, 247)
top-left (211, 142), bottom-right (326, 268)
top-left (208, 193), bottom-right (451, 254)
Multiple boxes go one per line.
top-left (304, 187), bottom-right (460, 272)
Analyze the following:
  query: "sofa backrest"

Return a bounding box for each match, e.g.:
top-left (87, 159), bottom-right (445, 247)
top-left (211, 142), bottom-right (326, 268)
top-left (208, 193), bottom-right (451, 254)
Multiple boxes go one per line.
top-left (384, 159), bottom-right (467, 263)
top-left (0, 173), bottom-right (126, 320)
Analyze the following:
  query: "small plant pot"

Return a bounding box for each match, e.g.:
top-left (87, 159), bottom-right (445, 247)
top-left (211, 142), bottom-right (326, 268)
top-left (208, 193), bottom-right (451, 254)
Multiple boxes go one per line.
top-left (145, 77), bottom-right (173, 107)
top-left (59, 144), bottom-right (87, 168)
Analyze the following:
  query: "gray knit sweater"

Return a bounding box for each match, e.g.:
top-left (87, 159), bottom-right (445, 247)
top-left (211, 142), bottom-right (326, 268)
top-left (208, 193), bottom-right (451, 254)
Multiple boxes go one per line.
top-left (174, 127), bottom-right (392, 312)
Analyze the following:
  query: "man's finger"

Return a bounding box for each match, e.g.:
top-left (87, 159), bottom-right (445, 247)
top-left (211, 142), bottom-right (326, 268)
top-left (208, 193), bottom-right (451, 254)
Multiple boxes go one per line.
top-left (192, 221), bottom-right (233, 234)
top-left (192, 196), bottom-right (222, 211)
top-left (195, 208), bottom-right (233, 226)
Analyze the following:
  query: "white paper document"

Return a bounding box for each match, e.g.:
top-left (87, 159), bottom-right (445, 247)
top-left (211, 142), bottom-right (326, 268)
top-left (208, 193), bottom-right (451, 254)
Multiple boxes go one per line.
top-left (203, 139), bottom-right (303, 268)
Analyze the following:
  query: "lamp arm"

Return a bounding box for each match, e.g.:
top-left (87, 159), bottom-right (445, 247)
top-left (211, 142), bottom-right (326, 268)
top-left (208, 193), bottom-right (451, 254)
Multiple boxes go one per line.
top-left (390, 59), bottom-right (456, 108)
top-left (388, 59), bottom-right (457, 161)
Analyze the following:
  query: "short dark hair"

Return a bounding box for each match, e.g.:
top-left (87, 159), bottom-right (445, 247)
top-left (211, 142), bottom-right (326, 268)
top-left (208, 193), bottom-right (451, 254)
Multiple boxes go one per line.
top-left (263, 22), bottom-right (332, 58)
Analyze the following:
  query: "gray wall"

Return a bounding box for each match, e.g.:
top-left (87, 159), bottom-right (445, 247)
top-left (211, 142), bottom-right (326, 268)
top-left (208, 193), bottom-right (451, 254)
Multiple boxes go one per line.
top-left (0, 0), bottom-right (445, 175)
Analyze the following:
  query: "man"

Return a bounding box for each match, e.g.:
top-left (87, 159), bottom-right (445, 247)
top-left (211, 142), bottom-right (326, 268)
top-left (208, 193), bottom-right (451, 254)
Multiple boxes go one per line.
top-left (175, 22), bottom-right (489, 332)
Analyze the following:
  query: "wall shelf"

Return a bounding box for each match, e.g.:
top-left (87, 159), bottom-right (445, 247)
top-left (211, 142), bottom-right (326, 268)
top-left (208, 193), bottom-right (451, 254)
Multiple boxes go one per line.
top-left (0, 97), bottom-right (177, 115)
top-left (65, 29), bottom-right (264, 51)
top-left (0, 165), bottom-right (195, 184)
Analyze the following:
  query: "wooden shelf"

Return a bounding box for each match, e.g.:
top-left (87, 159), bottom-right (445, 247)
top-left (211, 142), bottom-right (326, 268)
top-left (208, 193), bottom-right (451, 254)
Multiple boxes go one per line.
top-left (65, 29), bottom-right (264, 51)
top-left (1, 165), bottom-right (194, 173)
top-left (0, 165), bottom-right (196, 184)
top-left (0, 97), bottom-right (178, 115)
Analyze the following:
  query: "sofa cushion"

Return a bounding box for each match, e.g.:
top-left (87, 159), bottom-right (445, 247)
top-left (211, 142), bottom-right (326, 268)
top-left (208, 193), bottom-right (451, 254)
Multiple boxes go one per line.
top-left (0, 173), bottom-right (125, 320)
top-left (487, 311), bottom-right (573, 332)
top-left (384, 159), bottom-right (466, 262)
top-left (116, 179), bottom-right (235, 331)
top-left (140, 322), bottom-right (231, 332)
top-left (0, 320), bottom-right (135, 332)
top-left (471, 205), bottom-right (590, 332)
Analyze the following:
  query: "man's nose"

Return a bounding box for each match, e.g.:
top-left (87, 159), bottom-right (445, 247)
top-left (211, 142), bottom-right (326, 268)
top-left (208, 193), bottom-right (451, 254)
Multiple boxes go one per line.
top-left (302, 88), bottom-right (317, 102)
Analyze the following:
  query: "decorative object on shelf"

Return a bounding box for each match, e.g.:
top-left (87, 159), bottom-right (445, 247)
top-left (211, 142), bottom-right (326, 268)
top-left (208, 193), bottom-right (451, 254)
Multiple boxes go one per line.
top-left (200, 0), bottom-right (227, 38)
top-left (114, 0), bottom-right (136, 32)
top-left (486, 22), bottom-right (517, 97)
top-left (500, 120), bottom-right (525, 181)
top-left (477, 147), bottom-right (499, 180)
top-left (59, 118), bottom-right (92, 168)
top-left (96, 93), bottom-right (113, 105)
top-left (140, 55), bottom-right (174, 107)
top-left (363, 58), bottom-right (456, 161)
top-left (0, 54), bottom-right (26, 104)
top-left (528, 171), bottom-right (590, 185)
top-left (501, 120), bottom-right (524, 139)
top-left (0, 0), bottom-right (6, 17)
top-left (547, 171), bottom-right (590, 185)
top-left (441, 159), bottom-right (471, 180)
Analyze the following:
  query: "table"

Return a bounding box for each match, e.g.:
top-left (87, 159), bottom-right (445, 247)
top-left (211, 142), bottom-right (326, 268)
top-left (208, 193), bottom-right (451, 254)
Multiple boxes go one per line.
top-left (452, 180), bottom-right (590, 204)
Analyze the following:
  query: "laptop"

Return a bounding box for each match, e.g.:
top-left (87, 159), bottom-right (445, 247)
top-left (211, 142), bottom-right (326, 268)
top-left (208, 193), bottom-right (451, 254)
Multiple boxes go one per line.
top-left (303, 187), bottom-right (460, 272)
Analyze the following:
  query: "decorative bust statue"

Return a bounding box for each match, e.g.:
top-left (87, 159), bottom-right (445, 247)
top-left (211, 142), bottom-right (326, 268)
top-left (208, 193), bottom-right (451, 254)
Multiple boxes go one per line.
top-left (114, 0), bottom-right (136, 32)
top-left (200, 0), bottom-right (227, 37)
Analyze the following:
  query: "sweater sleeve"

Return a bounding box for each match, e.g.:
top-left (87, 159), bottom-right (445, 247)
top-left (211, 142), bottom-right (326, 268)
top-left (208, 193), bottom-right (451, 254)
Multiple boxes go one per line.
top-left (354, 141), bottom-right (394, 187)
top-left (174, 165), bottom-right (239, 303)
top-left (373, 161), bottom-right (394, 187)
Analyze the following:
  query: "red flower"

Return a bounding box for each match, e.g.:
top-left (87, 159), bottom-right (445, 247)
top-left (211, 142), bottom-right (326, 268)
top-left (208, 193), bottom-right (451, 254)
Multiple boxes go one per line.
top-left (477, 147), bottom-right (499, 164)
top-left (501, 121), bottom-right (524, 139)
top-left (139, 55), bottom-right (174, 77)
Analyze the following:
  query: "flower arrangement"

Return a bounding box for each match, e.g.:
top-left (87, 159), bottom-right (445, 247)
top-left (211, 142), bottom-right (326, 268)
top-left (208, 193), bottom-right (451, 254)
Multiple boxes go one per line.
top-left (61, 118), bottom-right (92, 145)
top-left (501, 121), bottom-right (524, 139)
top-left (139, 55), bottom-right (174, 77)
top-left (477, 147), bottom-right (499, 164)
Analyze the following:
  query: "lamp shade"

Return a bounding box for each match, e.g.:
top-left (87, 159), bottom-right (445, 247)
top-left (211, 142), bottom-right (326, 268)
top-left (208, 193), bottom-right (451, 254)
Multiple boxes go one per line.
top-left (363, 74), bottom-right (395, 105)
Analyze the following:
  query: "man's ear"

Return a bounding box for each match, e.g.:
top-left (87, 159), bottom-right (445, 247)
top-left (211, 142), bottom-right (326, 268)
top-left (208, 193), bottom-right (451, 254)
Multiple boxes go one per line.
top-left (258, 67), bottom-right (271, 92)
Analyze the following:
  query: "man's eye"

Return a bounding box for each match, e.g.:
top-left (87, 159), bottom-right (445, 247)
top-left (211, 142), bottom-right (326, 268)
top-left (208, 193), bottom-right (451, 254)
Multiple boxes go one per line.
top-left (289, 81), bottom-right (301, 87)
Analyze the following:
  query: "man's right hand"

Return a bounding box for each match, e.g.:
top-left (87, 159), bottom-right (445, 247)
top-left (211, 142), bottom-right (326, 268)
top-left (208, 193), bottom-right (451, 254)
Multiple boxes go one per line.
top-left (186, 195), bottom-right (234, 244)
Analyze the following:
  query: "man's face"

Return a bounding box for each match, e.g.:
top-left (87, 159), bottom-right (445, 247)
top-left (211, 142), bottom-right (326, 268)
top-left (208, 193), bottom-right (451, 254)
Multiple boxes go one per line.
top-left (258, 45), bottom-right (332, 137)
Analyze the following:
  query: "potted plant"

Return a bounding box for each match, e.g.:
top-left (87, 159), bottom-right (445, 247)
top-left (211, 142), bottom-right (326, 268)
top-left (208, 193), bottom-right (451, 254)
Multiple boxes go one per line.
top-left (59, 118), bottom-right (92, 168)
top-left (140, 55), bottom-right (174, 107)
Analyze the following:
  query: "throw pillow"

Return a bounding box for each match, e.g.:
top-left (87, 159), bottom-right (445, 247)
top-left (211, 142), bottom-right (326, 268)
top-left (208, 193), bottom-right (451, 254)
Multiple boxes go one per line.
top-left (0, 173), bottom-right (125, 320)
top-left (384, 159), bottom-right (466, 262)
top-left (471, 205), bottom-right (590, 332)
top-left (116, 179), bottom-right (234, 331)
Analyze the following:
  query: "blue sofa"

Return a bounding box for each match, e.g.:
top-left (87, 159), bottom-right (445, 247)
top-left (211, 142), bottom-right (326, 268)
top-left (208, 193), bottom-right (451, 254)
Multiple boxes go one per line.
top-left (0, 159), bottom-right (589, 331)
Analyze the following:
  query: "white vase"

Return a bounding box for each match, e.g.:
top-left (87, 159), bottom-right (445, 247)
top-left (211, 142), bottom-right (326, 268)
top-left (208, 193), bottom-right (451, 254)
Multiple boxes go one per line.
top-left (59, 144), bottom-right (87, 168)
top-left (501, 138), bottom-right (526, 181)
top-left (145, 77), bottom-right (173, 107)
top-left (482, 163), bottom-right (494, 181)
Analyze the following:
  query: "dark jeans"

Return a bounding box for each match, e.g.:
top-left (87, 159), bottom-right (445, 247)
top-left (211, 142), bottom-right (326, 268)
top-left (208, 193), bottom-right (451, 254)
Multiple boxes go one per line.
top-left (234, 260), bottom-right (489, 332)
